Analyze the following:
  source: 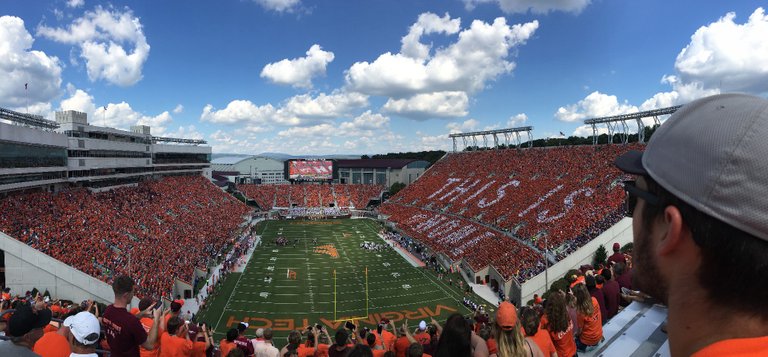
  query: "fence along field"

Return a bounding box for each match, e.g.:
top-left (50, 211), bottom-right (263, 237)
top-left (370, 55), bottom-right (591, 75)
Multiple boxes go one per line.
top-left (199, 219), bottom-right (488, 345)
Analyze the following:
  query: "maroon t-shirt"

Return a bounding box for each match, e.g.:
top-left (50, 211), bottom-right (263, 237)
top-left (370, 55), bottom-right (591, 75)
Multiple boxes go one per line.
top-left (602, 279), bottom-right (621, 319)
top-left (103, 304), bottom-right (148, 357)
top-left (235, 335), bottom-right (255, 356)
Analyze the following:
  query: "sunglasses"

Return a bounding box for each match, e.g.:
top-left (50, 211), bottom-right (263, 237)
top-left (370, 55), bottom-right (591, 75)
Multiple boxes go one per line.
top-left (623, 180), bottom-right (661, 216)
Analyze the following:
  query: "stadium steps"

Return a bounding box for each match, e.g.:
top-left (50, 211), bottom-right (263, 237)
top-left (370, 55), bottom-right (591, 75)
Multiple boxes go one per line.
top-left (583, 302), bottom-right (669, 357)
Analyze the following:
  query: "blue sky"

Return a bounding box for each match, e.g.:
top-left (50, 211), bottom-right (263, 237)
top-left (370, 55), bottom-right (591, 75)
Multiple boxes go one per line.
top-left (2, 0), bottom-right (767, 154)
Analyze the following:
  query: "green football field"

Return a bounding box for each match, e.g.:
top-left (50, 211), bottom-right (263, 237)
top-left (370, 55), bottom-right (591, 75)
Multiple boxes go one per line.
top-left (197, 218), bottom-right (492, 345)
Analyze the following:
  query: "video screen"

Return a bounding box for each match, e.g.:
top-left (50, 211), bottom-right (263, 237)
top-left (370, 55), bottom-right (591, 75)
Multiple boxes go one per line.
top-left (288, 160), bottom-right (333, 180)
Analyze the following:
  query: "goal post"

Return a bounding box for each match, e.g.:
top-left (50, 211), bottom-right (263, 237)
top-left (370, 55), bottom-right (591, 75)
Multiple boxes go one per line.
top-left (333, 267), bottom-right (369, 322)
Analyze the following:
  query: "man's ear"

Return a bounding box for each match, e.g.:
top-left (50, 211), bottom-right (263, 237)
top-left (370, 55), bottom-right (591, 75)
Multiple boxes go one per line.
top-left (658, 205), bottom-right (688, 256)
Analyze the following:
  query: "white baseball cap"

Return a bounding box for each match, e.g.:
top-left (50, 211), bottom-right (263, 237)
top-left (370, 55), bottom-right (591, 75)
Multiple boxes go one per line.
top-left (63, 312), bottom-right (100, 345)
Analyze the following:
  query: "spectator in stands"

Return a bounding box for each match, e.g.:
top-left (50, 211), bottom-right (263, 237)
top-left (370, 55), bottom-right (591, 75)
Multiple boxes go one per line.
top-left (374, 321), bottom-right (395, 352)
top-left (393, 324), bottom-right (411, 357)
top-left (0, 303), bottom-right (51, 356)
top-left (187, 323), bottom-right (211, 357)
top-left (165, 301), bottom-right (182, 327)
top-left (159, 316), bottom-right (192, 356)
top-left (572, 284), bottom-right (602, 352)
top-left (254, 328), bottom-right (280, 357)
top-left (584, 275), bottom-right (607, 325)
top-left (600, 269), bottom-right (620, 320)
top-left (235, 322), bottom-right (255, 357)
top-left (64, 311), bottom-right (101, 357)
top-left (103, 275), bottom-right (162, 357)
top-left (281, 330), bottom-right (302, 357)
top-left (432, 313), bottom-right (488, 357)
top-left (329, 329), bottom-right (352, 357)
top-left (606, 243), bottom-right (626, 266)
top-left (612, 262), bottom-right (632, 303)
top-left (614, 94), bottom-right (768, 356)
top-left (220, 329), bottom-right (239, 357)
top-left (414, 321), bottom-right (430, 346)
top-left (492, 301), bottom-right (543, 357)
top-left (34, 307), bottom-right (82, 357)
top-left (541, 292), bottom-right (575, 357)
top-left (519, 307), bottom-right (556, 357)
top-left (315, 328), bottom-right (333, 357)
top-left (348, 344), bottom-right (373, 357)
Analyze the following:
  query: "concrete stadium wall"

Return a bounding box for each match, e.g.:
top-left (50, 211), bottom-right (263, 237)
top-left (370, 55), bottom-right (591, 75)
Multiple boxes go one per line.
top-left (0, 232), bottom-right (139, 306)
top-left (518, 218), bottom-right (633, 305)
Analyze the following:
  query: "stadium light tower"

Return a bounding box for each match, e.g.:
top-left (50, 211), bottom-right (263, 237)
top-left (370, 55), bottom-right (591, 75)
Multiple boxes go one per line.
top-left (583, 105), bottom-right (682, 145)
top-left (448, 126), bottom-right (534, 152)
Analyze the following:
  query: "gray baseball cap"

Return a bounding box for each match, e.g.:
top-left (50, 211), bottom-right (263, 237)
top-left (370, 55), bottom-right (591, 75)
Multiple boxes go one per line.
top-left (615, 93), bottom-right (768, 242)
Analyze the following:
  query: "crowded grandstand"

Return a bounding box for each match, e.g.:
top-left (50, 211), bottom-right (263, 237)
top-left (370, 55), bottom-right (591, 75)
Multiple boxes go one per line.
top-left (0, 106), bottom-right (667, 356)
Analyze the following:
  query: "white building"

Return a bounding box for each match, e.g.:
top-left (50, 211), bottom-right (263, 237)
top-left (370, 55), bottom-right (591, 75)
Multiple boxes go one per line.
top-left (210, 156), bottom-right (287, 184)
top-left (0, 108), bottom-right (210, 194)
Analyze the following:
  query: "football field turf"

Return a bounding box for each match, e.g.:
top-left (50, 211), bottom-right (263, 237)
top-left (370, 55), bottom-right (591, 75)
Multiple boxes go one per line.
top-left (198, 218), bottom-right (491, 345)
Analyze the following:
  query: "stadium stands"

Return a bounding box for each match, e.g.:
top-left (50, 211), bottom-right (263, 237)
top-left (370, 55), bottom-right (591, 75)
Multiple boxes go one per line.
top-left (0, 175), bottom-right (250, 299)
top-left (382, 144), bottom-right (639, 282)
top-left (239, 184), bottom-right (385, 209)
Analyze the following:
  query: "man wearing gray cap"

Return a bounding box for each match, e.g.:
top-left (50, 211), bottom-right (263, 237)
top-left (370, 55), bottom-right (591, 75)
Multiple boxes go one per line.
top-left (614, 93), bottom-right (768, 356)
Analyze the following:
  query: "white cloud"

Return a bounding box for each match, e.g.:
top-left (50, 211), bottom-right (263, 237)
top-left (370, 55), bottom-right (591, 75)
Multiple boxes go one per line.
top-left (640, 75), bottom-right (720, 110)
top-left (0, 16), bottom-right (62, 115)
top-left (67, 0), bottom-right (85, 8)
top-left (59, 86), bottom-right (174, 135)
top-left (280, 91), bottom-right (368, 119)
top-left (345, 14), bottom-right (538, 97)
top-left (260, 44), bottom-right (335, 89)
top-left (446, 118), bottom-right (479, 134)
top-left (675, 7), bottom-right (768, 93)
top-left (555, 91), bottom-right (638, 122)
top-left (60, 85), bottom-right (97, 114)
top-left (277, 123), bottom-right (335, 138)
top-left (462, 0), bottom-right (591, 14)
top-left (200, 91), bottom-right (368, 127)
top-left (338, 111), bottom-right (390, 137)
top-left (200, 100), bottom-right (277, 125)
top-left (401, 13), bottom-right (461, 60)
top-left (253, 0), bottom-right (301, 13)
top-left (172, 104), bottom-right (184, 114)
top-left (164, 125), bottom-right (204, 140)
top-left (37, 6), bottom-right (150, 86)
top-left (382, 91), bottom-right (469, 119)
top-left (506, 113), bottom-right (527, 127)
top-left (572, 124), bottom-right (608, 137)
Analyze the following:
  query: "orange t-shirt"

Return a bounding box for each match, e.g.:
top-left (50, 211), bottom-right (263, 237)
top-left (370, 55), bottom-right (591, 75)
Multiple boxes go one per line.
top-left (381, 330), bottom-right (396, 351)
top-left (691, 336), bottom-right (768, 357)
top-left (298, 344), bottom-right (316, 357)
top-left (541, 314), bottom-right (576, 357)
top-left (33, 331), bottom-right (70, 357)
top-left (44, 323), bottom-right (59, 334)
top-left (192, 340), bottom-right (208, 357)
top-left (140, 317), bottom-right (164, 357)
top-left (486, 338), bottom-right (498, 355)
top-left (316, 343), bottom-right (330, 357)
top-left (372, 349), bottom-right (387, 357)
top-left (220, 339), bottom-right (237, 357)
top-left (526, 328), bottom-right (556, 357)
top-left (394, 336), bottom-right (410, 357)
top-left (159, 332), bottom-right (193, 357)
top-left (414, 332), bottom-right (430, 345)
top-left (576, 297), bottom-right (602, 346)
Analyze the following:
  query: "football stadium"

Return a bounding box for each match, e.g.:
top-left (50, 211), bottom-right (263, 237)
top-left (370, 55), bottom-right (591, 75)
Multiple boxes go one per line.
top-left (0, 104), bottom-right (684, 356)
top-left (4, 2), bottom-right (768, 355)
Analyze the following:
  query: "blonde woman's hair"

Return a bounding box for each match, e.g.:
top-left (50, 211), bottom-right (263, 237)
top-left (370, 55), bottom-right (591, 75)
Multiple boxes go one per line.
top-left (572, 284), bottom-right (594, 316)
top-left (493, 322), bottom-right (527, 357)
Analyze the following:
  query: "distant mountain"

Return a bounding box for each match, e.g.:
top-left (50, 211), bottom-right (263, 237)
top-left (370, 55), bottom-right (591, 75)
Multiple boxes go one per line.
top-left (211, 152), bottom-right (361, 161)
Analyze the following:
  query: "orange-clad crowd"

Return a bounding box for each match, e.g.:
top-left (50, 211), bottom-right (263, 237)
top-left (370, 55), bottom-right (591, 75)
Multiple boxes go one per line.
top-left (0, 175), bottom-right (251, 299)
top-left (239, 184), bottom-right (385, 209)
top-left (380, 145), bottom-right (639, 283)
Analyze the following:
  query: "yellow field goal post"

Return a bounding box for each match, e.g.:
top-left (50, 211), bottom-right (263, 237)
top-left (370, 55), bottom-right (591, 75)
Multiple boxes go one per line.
top-left (333, 266), bottom-right (369, 322)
